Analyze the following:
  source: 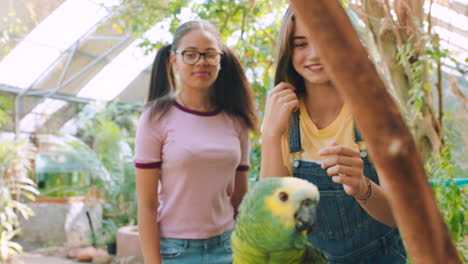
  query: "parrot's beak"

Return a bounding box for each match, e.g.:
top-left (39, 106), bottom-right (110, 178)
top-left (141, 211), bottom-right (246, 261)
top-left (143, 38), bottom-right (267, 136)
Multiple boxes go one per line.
top-left (294, 198), bottom-right (317, 232)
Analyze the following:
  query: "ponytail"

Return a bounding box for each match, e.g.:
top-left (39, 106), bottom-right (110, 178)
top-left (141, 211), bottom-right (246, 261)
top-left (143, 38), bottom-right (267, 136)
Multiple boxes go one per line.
top-left (146, 44), bottom-right (176, 118)
top-left (212, 46), bottom-right (258, 132)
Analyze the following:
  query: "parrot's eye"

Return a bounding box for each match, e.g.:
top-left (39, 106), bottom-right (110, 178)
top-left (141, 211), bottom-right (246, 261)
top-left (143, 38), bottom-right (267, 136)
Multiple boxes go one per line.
top-left (278, 192), bottom-right (289, 202)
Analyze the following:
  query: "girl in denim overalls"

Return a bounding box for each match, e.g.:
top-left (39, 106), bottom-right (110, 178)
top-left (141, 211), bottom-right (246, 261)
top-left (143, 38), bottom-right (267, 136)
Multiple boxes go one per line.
top-left (260, 8), bottom-right (407, 264)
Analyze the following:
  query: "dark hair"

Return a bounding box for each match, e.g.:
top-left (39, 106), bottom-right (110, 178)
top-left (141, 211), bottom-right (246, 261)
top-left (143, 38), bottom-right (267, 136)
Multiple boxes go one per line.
top-left (213, 45), bottom-right (258, 131)
top-left (146, 20), bottom-right (258, 131)
top-left (147, 44), bottom-right (175, 117)
top-left (274, 7), bottom-right (305, 95)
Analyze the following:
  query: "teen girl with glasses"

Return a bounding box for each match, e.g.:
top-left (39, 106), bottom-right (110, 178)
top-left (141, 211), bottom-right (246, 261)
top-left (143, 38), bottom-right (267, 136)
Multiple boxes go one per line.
top-left (134, 20), bottom-right (258, 264)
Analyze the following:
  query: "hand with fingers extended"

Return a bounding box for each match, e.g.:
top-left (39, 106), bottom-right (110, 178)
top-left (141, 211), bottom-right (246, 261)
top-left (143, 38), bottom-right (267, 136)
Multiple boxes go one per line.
top-left (262, 82), bottom-right (300, 138)
top-left (319, 142), bottom-right (368, 198)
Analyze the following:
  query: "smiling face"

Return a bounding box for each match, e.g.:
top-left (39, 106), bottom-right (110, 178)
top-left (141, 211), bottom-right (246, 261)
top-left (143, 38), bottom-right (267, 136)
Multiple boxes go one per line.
top-left (291, 19), bottom-right (332, 85)
top-left (171, 29), bottom-right (222, 91)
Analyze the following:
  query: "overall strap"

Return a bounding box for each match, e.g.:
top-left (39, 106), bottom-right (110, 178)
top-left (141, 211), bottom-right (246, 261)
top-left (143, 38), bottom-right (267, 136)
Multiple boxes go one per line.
top-left (354, 123), bottom-right (363, 142)
top-left (289, 110), bottom-right (302, 153)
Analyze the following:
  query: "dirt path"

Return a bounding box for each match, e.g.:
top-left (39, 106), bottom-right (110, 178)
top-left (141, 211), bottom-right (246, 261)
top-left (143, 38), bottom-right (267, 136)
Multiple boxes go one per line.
top-left (15, 253), bottom-right (82, 264)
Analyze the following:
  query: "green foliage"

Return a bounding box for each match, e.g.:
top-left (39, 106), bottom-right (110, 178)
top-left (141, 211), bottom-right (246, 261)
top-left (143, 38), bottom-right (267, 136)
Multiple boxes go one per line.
top-left (396, 40), bottom-right (427, 122)
top-left (0, 96), bottom-right (13, 127)
top-left (390, 13), bottom-right (467, 259)
top-left (0, 9), bottom-right (31, 60)
top-left (396, 31), bottom-right (467, 259)
top-left (98, 219), bottom-right (119, 245)
top-left (426, 146), bottom-right (468, 261)
top-left (34, 135), bottom-right (110, 198)
top-left (109, 0), bottom-right (190, 38)
top-left (0, 97), bottom-right (38, 261)
top-left (73, 101), bottom-right (140, 228)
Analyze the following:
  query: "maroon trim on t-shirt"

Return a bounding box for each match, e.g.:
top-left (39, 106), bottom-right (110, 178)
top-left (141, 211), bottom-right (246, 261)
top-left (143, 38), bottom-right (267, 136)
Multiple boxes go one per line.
top-left (236, 165), bottom-right (250, 171)
top-left (174, 101), bottom-right (221, 116)
top-left (134, 162), bottom-right (162, 169)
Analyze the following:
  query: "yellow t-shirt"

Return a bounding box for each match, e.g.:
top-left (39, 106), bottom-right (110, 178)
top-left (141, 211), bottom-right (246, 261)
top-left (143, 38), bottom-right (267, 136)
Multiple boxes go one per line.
top-left (281, 100), bottom-right (360, 173)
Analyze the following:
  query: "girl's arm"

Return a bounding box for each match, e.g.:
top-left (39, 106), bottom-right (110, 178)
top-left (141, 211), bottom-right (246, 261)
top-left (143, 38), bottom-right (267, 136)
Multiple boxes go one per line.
top-left (319, 143), bottom-right (397, 227)
top-left (260, 82), bottom-right (299, 179)
top-left (231, 171), bottom-right (248, 217)
top-left (355, 179), bottom-right (396, 228)
top-left (135, 168), bottom-right (162, 264)
top-left (260, 135), bottom-right (290, 178)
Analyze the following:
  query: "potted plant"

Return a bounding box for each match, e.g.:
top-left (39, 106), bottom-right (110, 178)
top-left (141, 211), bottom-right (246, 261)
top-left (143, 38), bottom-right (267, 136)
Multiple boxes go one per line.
top-left (106, 233), bottom-right (116, 255)
top-left (100, 219), bottom-right (118, 255)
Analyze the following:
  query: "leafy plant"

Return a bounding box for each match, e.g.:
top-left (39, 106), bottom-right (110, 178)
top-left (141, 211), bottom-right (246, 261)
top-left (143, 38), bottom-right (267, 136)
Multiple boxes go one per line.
top-left (73, 101), bottom-right (140, 229)
top-left (0, 142), bottom-right (38, 261)
top-left (33, 134), bottom-right (112, 198)
top-left (99, 219), bottom-right (119, 245)
top-left (0, 96), bottom-right (13, 127)
top-left (426, 146), bottom-right (468, 261)
top-left (0, 96), bottom-right (39, 262)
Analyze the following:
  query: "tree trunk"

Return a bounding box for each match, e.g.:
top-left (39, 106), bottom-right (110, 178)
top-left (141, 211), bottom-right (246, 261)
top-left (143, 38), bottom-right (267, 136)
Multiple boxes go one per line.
top-left (289, 0), bottom-right (461, 263)
top-left (361, 0), bottom-right (443, 161)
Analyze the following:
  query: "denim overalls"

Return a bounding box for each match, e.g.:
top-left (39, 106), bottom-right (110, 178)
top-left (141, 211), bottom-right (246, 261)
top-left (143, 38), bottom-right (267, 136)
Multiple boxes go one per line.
top-left (288, 111), bottom-right (407, 264)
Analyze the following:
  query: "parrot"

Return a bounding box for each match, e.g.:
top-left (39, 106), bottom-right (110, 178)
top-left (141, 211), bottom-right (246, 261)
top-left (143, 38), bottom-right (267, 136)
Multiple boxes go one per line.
top-left (231, 177), bottom-right (327, 264)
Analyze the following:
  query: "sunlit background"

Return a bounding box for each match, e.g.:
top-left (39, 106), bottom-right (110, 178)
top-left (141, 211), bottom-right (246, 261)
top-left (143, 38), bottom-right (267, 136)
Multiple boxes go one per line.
top-left (0, 0), bottom-right (467, 263)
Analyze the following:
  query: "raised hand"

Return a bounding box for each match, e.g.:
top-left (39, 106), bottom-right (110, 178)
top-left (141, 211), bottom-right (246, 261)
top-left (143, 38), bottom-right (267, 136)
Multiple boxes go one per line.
top-left (262, 82), bottom-right (299, 138)
top-left (319, 142), bottom-right (367, 198)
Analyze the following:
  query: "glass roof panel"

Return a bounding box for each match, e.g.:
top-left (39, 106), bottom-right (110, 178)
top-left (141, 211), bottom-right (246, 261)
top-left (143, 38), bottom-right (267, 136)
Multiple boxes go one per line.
top-left (76, 21), bottom-right (174, 101)
top-left (425, 2), bottom-right (468, 31)
top-left (20, 99), bottom-right (67, 132)
top-left (76, 41), bottom-right (157, 101)
top-left (0, 0), bottom-right (110, 89)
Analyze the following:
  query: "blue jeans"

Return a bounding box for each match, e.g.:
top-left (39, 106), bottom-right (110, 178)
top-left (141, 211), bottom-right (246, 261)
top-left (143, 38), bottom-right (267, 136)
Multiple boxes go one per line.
top-left (160, 229), bottom-right (233, 264)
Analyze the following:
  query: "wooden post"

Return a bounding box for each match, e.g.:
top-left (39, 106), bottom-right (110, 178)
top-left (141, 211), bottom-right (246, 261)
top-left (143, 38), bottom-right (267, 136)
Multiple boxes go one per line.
top-left (289, 0), bottom-right (461, 263)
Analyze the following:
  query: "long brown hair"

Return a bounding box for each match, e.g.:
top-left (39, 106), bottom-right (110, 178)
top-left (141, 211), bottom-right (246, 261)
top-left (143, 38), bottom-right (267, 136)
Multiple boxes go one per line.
top-left (274, 7), bottom-right (305, 96)
top-left (146, 20), bottom-right (257, 131)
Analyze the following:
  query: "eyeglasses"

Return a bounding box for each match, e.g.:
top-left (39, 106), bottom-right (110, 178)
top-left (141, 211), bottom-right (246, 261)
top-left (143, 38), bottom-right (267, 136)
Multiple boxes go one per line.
top-left (174, 50), bottom-right (223, 66)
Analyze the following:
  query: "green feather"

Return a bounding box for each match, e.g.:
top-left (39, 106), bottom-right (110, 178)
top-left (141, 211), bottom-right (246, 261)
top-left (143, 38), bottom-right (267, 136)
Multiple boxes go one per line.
top-left (232, 177), bottom-right (327, 264)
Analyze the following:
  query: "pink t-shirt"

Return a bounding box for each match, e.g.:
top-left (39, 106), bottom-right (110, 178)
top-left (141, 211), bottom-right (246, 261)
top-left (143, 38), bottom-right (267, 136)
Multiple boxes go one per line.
top-left (134, 101), bottom-right (250, 239)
